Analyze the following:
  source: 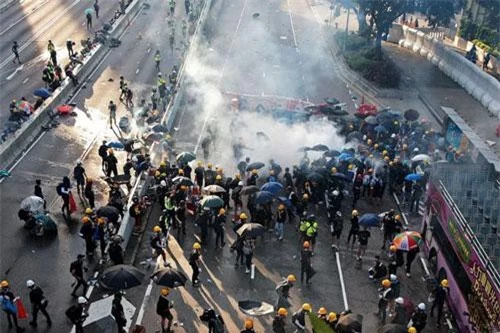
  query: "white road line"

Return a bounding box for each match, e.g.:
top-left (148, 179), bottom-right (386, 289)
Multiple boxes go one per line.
top-left (0, 0), bottom-right (50, 36)
top-left (22, 77), bottom-right (29, 84)
top-left (335, 251), bottom-right (349, 310)
top-left (285, 0), bottom-right (298, 51)
top-left (6, 65), bottom-right (24, 81)
top-left (136, 68), bottom-right (140, 74)
top-left (0, 0), bottom-right (82, 69)
top-left (135, 280), bottom-right (154, 324)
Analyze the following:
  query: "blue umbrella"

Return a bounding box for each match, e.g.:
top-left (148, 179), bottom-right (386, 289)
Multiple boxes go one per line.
top-left (260, 182), bottom-right (283, 195)
top-left (338, 152), bottom-right (353, 161)
top-left (405, 173), bottom-right (423, 181)
top-left (254, 191), bottom-right (274, 204)
top-left (152, 124), bottom-right (168, 133)
top-left (359, 213), bottom-right (380, 227)
top-left (108, 141), bottom-right (124, 149)
top-left (374, 125), bottom-right (388, 133)
top-left (33, 88), bottom-right (51, 99)
top-left (277, 196), bottom-right (291, 208)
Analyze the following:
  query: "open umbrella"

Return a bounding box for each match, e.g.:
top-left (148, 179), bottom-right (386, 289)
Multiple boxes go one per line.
top-left (404, 109), bottom-right (420, 122)
top-left (237, 223), bottom-right (266, 238)
top-left (306, 172), bottom-right (324, 182)
top-left (336, 313), bottom-right (363, 332)
top-left (245, 162), bottom-right (265, 171)
top-left (260, 182), bottom-right (283, 195)
top-left (359, 213), bottom-right (380, 227)
top-left (374, 124), bottom-right (388, 133)
top-left (84, 7), bottom-right (94, 15)
top-left (238, 300), bottom-right (274, 316)
top-left (203, 185), bottom-right (226, 193)
top-left (33, 88), bottom-right (51, 99)
top-left (172, 176), bottom-right (194, 186)
top-left (108, 141), bottom-right (124, 149)
top-left (56, 104), bottom-right (72, 115)
top-left (311, 144), bottom-right (329, 152)
top-left (97, 205), bottom-right (120, 223)
top-left (411, 154), bottom-right (430, 162)
top-left (144, 132), bottom-right (163, 143)
top-left (151, 268), bottom-right (188, 288)
top-left (338, 152), bottom-right (353, 162)
top-left (346, 131), bottom-right (363, 142)
top-left (276, 196), bottom-right (291, 208)
top-left (200, 195), bottom-right (224, 208)
top-left (240, 185), bottom-right (259, 195)
top-left (151, 124), bottom-right (168, 133)
top-left (404, 173), bottom-right (423, 182)
top-left (392, 231), bottom-right (422, 251)
top-left (100, 265), bottom-right (144, 290)
top-left (324, 97), bottom-right (340, 105)
top-left (364, 116), bottom-right (378, 125)
top-left (176, 151), bottom-right (196, 164)
top-left (324, 149), bottom-right (340, 158)
top-left (20, 196), bottom-right (45, 214)
top-left (254, 191), bottom-right (274, 204)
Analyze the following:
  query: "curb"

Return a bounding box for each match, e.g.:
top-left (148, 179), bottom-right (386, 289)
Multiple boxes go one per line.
top-left (0, 0), bottom-right (144, 169)
top-left (0, 0), bottom-right (16, 13)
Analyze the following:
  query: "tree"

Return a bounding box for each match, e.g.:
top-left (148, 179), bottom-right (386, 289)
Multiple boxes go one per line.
top-left (424, 0), bottom-right (455, 28)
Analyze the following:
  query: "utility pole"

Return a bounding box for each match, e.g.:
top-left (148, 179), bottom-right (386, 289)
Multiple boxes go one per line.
top-left (343, 6), bottom-right (350, 52)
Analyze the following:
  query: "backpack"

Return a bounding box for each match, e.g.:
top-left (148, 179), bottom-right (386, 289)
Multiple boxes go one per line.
top-left (212, 315), bottom-right (225, 333)
top-left (65, 304), bottom-right (81, 323)
top-left (0, 295), bottom-right (16, 313)
top-left (56, 183), bottom-right (64, 196)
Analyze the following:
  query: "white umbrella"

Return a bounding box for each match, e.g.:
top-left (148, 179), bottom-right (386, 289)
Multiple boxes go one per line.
top-left (411, 154), bottom-right (430, 162)
top-left (20, 196), bottom-right (44, 214)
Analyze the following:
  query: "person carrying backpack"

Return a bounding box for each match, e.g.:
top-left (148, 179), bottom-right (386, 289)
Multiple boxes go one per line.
top-left (57, 176), bottom-right (72, 216)
top-left (1, 280), bottom-right (25, 332)
top-left (26, 279), bottom-right (52, 327)
top-left (65, 297), bottom-right (88, 333)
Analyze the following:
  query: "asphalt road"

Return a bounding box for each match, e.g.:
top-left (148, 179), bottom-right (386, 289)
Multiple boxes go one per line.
top-left (0, 0), bottom-right (122, 126)
top-left (0, 0), bottom-right (190, 331)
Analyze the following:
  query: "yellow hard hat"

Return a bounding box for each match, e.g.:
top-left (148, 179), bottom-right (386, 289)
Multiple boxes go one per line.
top-left (382, 279), bottom-right (391, 287)
top-left (303, 241), bottom-right (310, 248)
top-left (244, 319), bottom-right (254, 329)
top-left (389, 245), bottom-right (397, 252)
top-left (331, 167), bottom-right (337, 174)
top-left (193, 242), bottom-right (201, 249)
top-left (384, 156), bottom-right (390, 161)
top-left (85, 208), bottom-right (93, 214)
top-left (302, 303), bottom-right (312, 312)
top-left (178, 169), bottom-right (184, 175)
top-left (160, 161), bottom-right (166, 166)
top-left (278, 204), bottom-right (285, 210)
top-left (328, 312), bottom-right (337, 322)
top-left (318, 307), bottom-right (327, 315)
top-left (239, 213), bottom-right (248, 220)
top-left (197, 161), bottom-right (202, 166)
top-left (395, 215), bottom-right (401, 221)
top-left (251, 169), bottom-right (258, 174)
top-left (216, 175), bottom-right (222, 180)
top-left (161, 288), bottom-right (170, 296)
top-left (155, 170), bottom-right (161, 177)
top-left (374, 143), bottom-right (379, 149)
top-left (287, 274), bottom-right (296, 282)
top-left (348, 164), bottom-right (354, 170)
top-left (0, 280), bottom-right (9, 288)
top-left (180, 185), bottom-right (187, 191)
top-left (408, 328), bottom-right (417, 333)
top-left (278, 308), bottom-right (288, 316)
top-left (153, 226), bottom-right (162, 233)
top-left (219, 208), bottom-right (226, 215)
top-left (389, 161), bottom-right (394, 166)
top-left (352, 209), bottom-right (359, 216)
top-left (82, 216), bottom-right (90, 223)
top-left (382, 150), bottom-right (388, 155)
top-left (207, 163), bottom-right (213, 168)
top-left (367, 139), bottom-right (372, 145)
top-left (302, 193), bottom-right (309, 199)
top-left (235, 173), bottom-right (241, 179)
top-left (441, 279), bottom-right (449, 288)
top-left (97, 217), bottom-right (106, 225)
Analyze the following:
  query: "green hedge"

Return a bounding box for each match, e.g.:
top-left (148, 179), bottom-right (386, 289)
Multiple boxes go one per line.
top-left (308, 312), bottom-right (336, 333)
top-left (345, 48), bottom-right (401, 88)
top-left (335, 31), bottom-right (371, 52)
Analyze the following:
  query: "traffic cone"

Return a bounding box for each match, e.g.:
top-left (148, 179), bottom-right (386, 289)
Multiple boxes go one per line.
top-left (16, 298), bottom-right (28, 319)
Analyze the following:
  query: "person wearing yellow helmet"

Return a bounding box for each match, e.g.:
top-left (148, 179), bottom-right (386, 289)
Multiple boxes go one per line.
top-left (151, 226), bottom-right (166, 263)
top-left (214, 208), bottom-right (226, 249)
top-left (204, 163), bottom-right (216, 186)
top-left (189, 243), bottom-right (202, 286)
top-left (80, 215), bottom-right (96, 256)
top-left (376, 279), bottom-right (394, 324)
top-left (317, 307), bottom-right (328, 321)
top-left (194, 161), bottom-right (204, 188)
top-left (247, 169), bottom-right (258, 186)
top-left (300, 240), bottom-right (314, 284)
top-left (431, 279), bottom-right (450, 327)
top-left (105, 148), bottom-right (118, 178)
top-left (273, 308), bottom-right (287, 332)
top-left (156, 287), bottom-right (174, 332)
top-left (327, 312), bottom-right (338, 328)
top-left (275, 203), bottom-right (287, 241)
top-left (388, 244), bottom-right (403, 276)
top-left (408, 327), bottom-right (417, 333)
top-left (241, 319), bottom-right (255, 333)
top-left (293, 303), bottom-right (312, 331)
top-left (0, 280), bottom-right (24, 331)
top-left (95, 217), bottom-right (108, 257)
top-left (275, 274), bottom-right (296, 309)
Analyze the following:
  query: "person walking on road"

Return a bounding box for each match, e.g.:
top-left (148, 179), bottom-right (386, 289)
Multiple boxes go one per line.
top-left (106, 149), bottom-right (118, 177)
top-left (111, 292), bottom-right (127, 333)
top-left (375, 279), bottom-right (394, 324)
top-left (0, 280), bottom-right (25, 332)
top-left (214, 208), bottom-right (226, 249)
top-left (66, 39), bottom-right (75, 57)
top-left (109, 235), bottom-right (124, 265)
top-left (241, 319), bottom-right (256, 333)
top-left (12, 41), bottom-right (21, 64)
top-left (430, 279), bottom-right (449, 328)
top-left (156, 288), bottom-right (174, 333)
top-left (80, 216), bottom-right (96, 256)
top-left (26, 280), bottom-right (52, 328)
top-left (57, 176), bottom-right (72, 216)
top-left (189, 242), bottom-right (202, 286)
top-left (151, 226), bottom-right (166, 263)
top-left (66, 297), bottom-right (88, 333)
top-left (275, 203), bottom-right (287, 241)
top-left (300, 241), bottom-right (314, 284)
top-left (84, 178), bottom-right (95, 209)
top-left (292, 303), bottom-right (311, 333)
top-left (47, 40), bottom-right (57, 66)
top-left (272, 308), bottom-right (287, 333)
top-left (154, 50), bottom-right (161, 72)
top-left (108, 100), bottom-right (117, 128)
top-left (34, 179), bottom-right (47, 210)
top-left (70, 254), bottom-right (88, 297)
top-left (98, 140), bottom-right (108, 170)
top-left (119, 76), bottom-right (127, 100)
top-left (86, 10), bottom-right (92, 30)
top-left (242, 237), bottom-right (255, 274)
top-left (93, 0), bottom-right (100, 18)
top-left (73, 160), bottom-right (87, 193)
top-left (275, 274), bottom-right (295, 309)
top-left (410, 303), bottom-right (428, 332)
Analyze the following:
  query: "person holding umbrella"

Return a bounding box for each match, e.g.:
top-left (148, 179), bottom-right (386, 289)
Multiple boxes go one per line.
top-left (111, 292), bottom-right (127, 333)
top-left (189, 242), bottom-right (202, 286)
top-left (156, 288), bottom-right (174, 333)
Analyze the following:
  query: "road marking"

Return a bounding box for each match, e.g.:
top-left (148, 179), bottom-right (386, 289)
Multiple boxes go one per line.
top-left (135, 279), bottom-right (154, 324)
top-left (0, 0), bottom-right (50, 36)
top-left (335, 251), bottom-right (349, 310)
top-left (6, 65), bottom-right (24, 81)
top-left (285, 0), bottom-right (298, 51)
top-left (0, 0), bottom-right (82, 69)
top-left (147, 48), bottom-right (151, 53)
top-left (22, 77), bottom-right (29, 84)
top-left (136, 68), bottom-right (140, 74)
top-left (279, 36), bottom-right (287, 40)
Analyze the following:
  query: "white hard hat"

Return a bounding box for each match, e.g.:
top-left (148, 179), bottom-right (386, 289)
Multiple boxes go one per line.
top-left (332, 190), bottom-right (339, 196)
top-left (158, 72), bottom-right (162, 76)
top-left (390, 274), bottom-right (397, 281)
top-left (26, 280), bottom-right (35, 288)
top-left (413, 148), bottom-right (419, 152)
top-left (238, 181), bottom-right (244, 186)
top-left (336, 211), bottom-right (342, 217)
top-left (391, 133), bottom-right (396, 138)
top-left (78, 296), bottom-right (87, 304)
top-left (395, 297), bottom-right (404, 304)
top-left (76, 159), bottom-right (82, 165)
top-left (160, 180), bottom-right (167, 187)
top-left (418, 303), bottom-right (426, 310)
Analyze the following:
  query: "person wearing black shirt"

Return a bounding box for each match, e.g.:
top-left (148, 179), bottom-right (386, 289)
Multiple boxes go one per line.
top-left (26, 280), bottom-right (51, 327)
top-left (34, 179), bottom-right (46, 210)
top-left (189, 243), bottom-right (202, 286)
top-left (111, 293), bottom-right (127, 333)
top-left (70, 255), bottom-right (87, 297)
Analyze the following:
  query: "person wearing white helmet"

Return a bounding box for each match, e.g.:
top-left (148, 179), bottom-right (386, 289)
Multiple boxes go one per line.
top-left (391, 297), bottom-right (407, 325)
top-left (65, 297), bottom-right (88, 333)
top-left (409, 303), bottom-right (428, 332)
top-left (26, 280), bottom-right (52, 327)
top-left (73, 160), bottom-right (87, 193)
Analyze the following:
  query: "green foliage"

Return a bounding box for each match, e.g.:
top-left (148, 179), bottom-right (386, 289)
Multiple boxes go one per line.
top-left (335, 31), bottom-right (370, 51)
top-left (423, 0), bottom-right (455, 27)
top-left (308, 312), bottom-right (336, 333)
top-left (459, 18), bottom-right (499, 49)
top-left (345, 47), bottom-right (401, 88)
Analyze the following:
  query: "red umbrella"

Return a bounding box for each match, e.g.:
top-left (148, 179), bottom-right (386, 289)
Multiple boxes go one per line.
top-left (16, 100), bottom-right (34, 113)
top-left (57, 104), bottom-right (72, 115)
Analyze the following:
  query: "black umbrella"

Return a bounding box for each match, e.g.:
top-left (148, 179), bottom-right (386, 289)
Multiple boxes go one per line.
top-left (324, 149), bottom-right (341, 158)
top-left (331, 173), bottom-right (352, 182)
top-left (238, 300), bottom-right (274, 316)
top-left (307, 172), bottom-right (324, 182)
top-left (311, 144), bottom-right (329, 152)
top-left (245, 162), bottom-right (265, 171)
top-left (404, 109), bottom-right (420, 121)
top-left (96, 205), bottom-right (120, 223)
top-left (240, 185), bottom-right (259, 195)
top-left (346, 131), bottom-right (363, 142)
top-left (172, 176), bottom-right (194, 186)
top-left (237, 223), bottom-right (266, 238)
top-left (150, 268), bottom-right (188, 288)
top-left (99, 265), bottom-right (144, 290)
top-left (254, 191), bottom-right (274, 204)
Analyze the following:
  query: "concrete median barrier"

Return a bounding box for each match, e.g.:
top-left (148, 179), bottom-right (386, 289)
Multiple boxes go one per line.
top-left (0, 0), bottom-right (144, 169)
top-left (399, 25), bottom-right (500, 118)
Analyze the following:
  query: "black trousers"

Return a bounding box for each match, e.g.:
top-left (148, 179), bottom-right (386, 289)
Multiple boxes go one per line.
top-left (191, 263), bottom-right (200, 284)
top-left (72, 276), bottom-right (87, 295)
top-left (3, 310), bottom-right (20, 328)
top-left (32, 303), bottom-right (51, 323)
